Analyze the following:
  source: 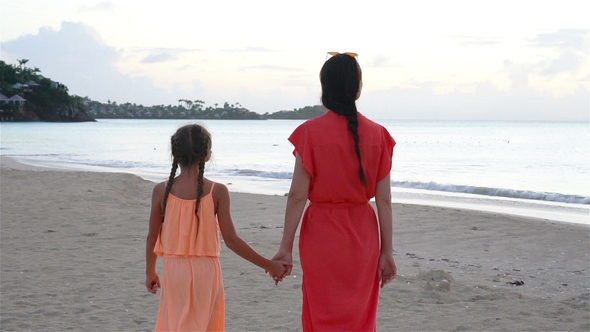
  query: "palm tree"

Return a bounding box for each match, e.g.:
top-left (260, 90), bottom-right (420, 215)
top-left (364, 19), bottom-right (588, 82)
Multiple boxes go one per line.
top-left (193, 100), bottom-right (204, 111)
top-left (17, 59), bottom-right (29, 82)
top-left (33, 67), bottom-right (41, 78)
top-left (22, 67), bottom-right (32, 82)
top-left (17, 59), bottom-right (29, 71)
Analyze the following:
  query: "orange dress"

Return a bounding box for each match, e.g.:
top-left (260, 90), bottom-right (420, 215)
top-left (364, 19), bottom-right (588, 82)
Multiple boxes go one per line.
top-left (153, 183), bottom-right (224, 332)
top-left (289, 111), bottom-right (395, 331)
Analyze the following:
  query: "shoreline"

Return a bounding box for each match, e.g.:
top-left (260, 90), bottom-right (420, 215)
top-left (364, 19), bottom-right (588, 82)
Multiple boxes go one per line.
top-left (1, 159), bottom-right (588, 331)
top-left (2, 155), bottom-right (588, 225)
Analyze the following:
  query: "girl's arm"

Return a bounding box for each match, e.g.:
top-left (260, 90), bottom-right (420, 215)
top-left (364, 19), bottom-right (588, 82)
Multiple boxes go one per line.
top-left (145, 182), bottom-right (164, 294)
top-left (273, 154), bottom-right (310, 275)
top-left (375, 173), bottom-right (397, 288)
top-left (214, 183), bottom-right (287, 278)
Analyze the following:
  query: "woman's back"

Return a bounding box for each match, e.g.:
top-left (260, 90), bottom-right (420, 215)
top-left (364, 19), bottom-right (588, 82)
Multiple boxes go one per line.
top-left (289, 111), bottom-right (395, 203)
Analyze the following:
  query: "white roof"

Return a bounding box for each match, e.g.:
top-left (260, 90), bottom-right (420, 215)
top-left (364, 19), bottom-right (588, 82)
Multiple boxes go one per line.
top-left (8, 95), bottom-right (26, 101)
top-left (0, 93), bottom-right (8, 100)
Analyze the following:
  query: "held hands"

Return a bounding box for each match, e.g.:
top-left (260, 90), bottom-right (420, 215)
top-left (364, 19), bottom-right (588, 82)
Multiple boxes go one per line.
top-left (378, 251), bottom-right (397, 288)
top-left (268, 249), bottom-right (293, 285)
top-left (266, 259), bottom-right (292, 285)
top-left (145, 272), bottom-right (161, 294)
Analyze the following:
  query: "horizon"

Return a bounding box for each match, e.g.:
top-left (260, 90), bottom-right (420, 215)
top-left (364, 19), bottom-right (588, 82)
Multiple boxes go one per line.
top-left (58, 95), bottom-right (590, 122)
top-left (1, 1), bottom-right (589, 121)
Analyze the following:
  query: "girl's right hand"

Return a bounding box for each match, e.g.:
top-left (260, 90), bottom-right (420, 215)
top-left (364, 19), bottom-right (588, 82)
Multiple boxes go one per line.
top-left (145, 272), bottom-right (161, 294)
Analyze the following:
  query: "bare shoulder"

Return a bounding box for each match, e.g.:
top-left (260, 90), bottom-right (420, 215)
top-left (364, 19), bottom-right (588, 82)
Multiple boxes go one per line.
top-left (210, 181), bottom-right (230, 214)
top-left (152, 181), bottom-right (166, 198)
top-left (211, 181), bottom-right (229, 199)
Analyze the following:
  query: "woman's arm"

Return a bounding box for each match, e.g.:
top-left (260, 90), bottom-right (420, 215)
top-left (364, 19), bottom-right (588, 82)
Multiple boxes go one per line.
top-left (273, 154), bottom-right (310, 275)
top-left (145, 182), bottom-right (164, 293)
top-left (375, 173), bottom-right (397, 288)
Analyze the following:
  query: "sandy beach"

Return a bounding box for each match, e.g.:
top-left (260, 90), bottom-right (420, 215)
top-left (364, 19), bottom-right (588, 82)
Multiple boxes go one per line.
top-left (1, 157), bottom-right (588, 331)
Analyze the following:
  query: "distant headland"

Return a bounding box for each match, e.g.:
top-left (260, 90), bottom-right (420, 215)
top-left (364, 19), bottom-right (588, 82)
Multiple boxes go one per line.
top-left (0, 60), bottom-right (94, 122)
top-left (85, 99), bottom-right (327, 120)
top-left (0, 60), bottom-right (326, 122)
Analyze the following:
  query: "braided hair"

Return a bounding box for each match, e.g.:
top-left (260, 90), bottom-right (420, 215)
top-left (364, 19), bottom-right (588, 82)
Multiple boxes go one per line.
top-left (320, 53), bottom-right (367, 186)
top-left (161, 124), bottom-right (212, 223)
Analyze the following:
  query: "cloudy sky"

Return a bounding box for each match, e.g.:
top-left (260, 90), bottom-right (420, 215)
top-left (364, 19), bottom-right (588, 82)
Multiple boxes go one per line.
top-left (1, 0), bottom-right (588, 120)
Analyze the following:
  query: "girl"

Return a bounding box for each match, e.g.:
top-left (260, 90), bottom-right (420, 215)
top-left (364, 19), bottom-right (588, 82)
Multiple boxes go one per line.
top-left (145, 124), bottom-right (288, 331)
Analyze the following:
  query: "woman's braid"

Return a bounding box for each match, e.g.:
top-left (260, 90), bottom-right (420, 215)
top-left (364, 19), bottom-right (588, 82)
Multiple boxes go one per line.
top-left (320, 53), bottom-right (367, 187)
top-left (345, 113), bottom-right (367, 186)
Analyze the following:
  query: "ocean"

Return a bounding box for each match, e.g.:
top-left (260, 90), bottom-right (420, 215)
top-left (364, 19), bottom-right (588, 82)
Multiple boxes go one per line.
top-left (1, 119), bottom-right (589, 224)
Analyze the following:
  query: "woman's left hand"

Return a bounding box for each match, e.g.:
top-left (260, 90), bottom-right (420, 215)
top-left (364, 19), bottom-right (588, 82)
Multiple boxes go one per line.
top-left (378, 251), bottom-right (397, 288)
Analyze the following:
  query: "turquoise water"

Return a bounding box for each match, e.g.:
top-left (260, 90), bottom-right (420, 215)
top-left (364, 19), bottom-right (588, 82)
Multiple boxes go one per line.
top-left (1, 119), bottom-right (589, 223)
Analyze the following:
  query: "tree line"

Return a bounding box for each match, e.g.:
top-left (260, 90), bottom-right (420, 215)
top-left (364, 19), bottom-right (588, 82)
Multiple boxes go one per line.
top-left (86, 99), bottom-right (326, 120)
top-left (1, 59), bottom-right (326, 121)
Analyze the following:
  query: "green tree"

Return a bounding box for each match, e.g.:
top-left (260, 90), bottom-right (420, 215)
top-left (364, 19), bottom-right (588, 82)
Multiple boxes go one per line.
top-left (17, 59), bottom-right (29, 81)
top-left (0, 61), bottom-right (18, 84)
top-left (17, 59), bottom-right (29, 71)
top-left (193, 100), bottom-right (205, 111)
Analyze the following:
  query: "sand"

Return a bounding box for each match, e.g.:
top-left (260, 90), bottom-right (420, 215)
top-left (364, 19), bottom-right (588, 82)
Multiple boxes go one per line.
top-left (1, 157), bottom-right (588, 331)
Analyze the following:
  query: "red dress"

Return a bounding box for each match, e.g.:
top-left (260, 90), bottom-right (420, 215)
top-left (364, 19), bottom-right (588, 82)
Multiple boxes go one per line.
top-left (289, 111), bottom-right (395, 331)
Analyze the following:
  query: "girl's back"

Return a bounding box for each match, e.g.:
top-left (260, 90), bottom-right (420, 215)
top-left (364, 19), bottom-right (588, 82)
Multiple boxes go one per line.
top-left (154, 178), bottom-right (220, 257)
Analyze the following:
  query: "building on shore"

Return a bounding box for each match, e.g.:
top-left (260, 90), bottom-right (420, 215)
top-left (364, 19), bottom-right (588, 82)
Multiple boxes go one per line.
top-left (0, 93), bottom-right (26, 121)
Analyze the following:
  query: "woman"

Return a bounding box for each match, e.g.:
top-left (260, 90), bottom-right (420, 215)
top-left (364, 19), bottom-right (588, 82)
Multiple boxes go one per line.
top-left (273, 52), bottom-right (397, 331)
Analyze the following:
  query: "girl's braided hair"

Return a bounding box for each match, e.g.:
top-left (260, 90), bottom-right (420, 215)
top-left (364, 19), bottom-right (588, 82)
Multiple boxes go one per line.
top-left (161, 124), bottom-right (212, 223)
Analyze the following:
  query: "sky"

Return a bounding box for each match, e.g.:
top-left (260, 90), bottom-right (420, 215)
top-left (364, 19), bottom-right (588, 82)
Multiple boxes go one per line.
top-left (1, 0), bottom-right (589, 120)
